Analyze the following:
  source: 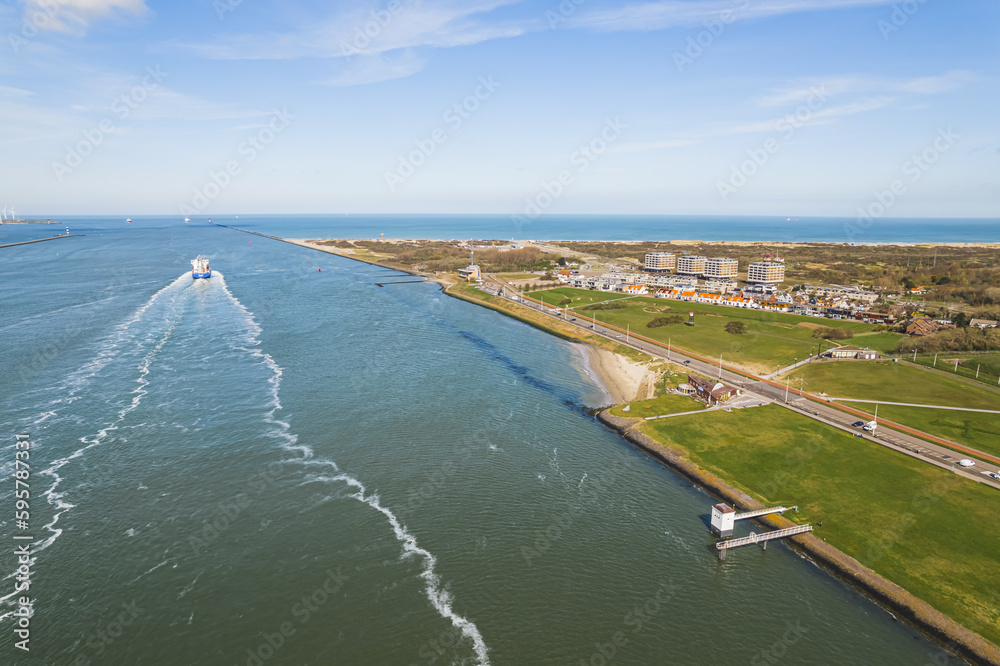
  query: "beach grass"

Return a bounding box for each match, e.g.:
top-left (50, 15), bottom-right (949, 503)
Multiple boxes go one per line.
top-left (640, 404), bottom-right (1000, 644)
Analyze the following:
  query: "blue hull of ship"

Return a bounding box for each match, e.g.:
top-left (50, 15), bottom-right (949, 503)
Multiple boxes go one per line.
top-left (192, 271), bottom-right (211, 279)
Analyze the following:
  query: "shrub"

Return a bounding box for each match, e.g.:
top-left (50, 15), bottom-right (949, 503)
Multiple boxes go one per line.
top-left (648, 315), bottom-right (684, 328)
top-left (583, 301), bottom-right (631, 311)
top-left (813, 327), bottom-right (853, 340)
top-left (725, 321), bottom-right (747, 335)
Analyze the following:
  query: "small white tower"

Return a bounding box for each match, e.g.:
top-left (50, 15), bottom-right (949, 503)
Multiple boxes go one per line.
top-left (710, 503), bottom-right (736, 537)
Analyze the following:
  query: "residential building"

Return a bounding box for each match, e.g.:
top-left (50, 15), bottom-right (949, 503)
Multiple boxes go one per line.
top-left (970, 318), bottom-right (999, 329)
top-left (747, 261), bottom-right (785, 284)
top-left (677, 255), bottom-right (707, 275)
top-left (622, 285), bottom-right (647, 295)
top-left (702, 278), bottom-right (737, 294)
top-left (704, 257), bottom-right (738, 279)
top-left (906, 316), bottom-right (942, 336)
top-left (644, 252), bottom-right (676, 272)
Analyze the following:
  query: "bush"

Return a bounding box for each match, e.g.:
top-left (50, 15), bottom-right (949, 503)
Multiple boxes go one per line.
top-left (583, 301), bottom-right (631, 311)
top-left (813, 327), bottom-right (853, 340)
top-left (648, 315), bottom-right (684, 328)
top-left (725, 321), bottom-right (747, 335)
top-left (558, 298), bottom-right (571, 306)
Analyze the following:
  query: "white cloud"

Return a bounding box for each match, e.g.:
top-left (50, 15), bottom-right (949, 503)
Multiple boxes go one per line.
top-left (184, 0), bottom-right (530, 61)
top-left (614, 96), bottom-right (893, 154)
top-left (319, 51), bottom-right (429, 87)
top-left (0, 85), bottom-right (34, 97)
top-left (566, 0), bottom-right (897, 32)
top-left (22, 0), bottom-right (148, 34)
top-left (756, 71), bottom-right (976, 106)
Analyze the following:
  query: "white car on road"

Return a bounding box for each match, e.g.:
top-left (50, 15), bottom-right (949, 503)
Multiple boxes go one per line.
top-left (957, 459), bottom-right (976, 468)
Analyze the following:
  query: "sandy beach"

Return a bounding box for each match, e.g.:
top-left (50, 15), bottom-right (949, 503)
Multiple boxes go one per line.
top-left (579, 345), bottom-right (653, 404)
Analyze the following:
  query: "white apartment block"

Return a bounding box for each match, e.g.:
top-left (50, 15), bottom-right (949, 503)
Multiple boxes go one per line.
top-left (644, 252), bottom-right (676, 272)
top-left (704, 257), bottom-right (738, 279)
top-left (677, 255), bottom-right (707, 275)
top-left (747, 261), bottom-right (786, 283)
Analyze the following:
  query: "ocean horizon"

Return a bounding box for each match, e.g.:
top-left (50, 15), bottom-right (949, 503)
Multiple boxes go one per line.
top-left (5, 214), bottom-right (999, 244)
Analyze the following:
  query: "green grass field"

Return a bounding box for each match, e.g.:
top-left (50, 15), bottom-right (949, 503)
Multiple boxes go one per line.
top-left (905, 352), bottom-right (1000, 388)
top-left (531, 287), bottom-right (901, 373)
top-left (530, 287), bottom-right (635, 309)
top-left (790, 360), bottom-right (1000, 410)
top-left (609, 394), bottom-right (704, 418)
top-left (847, 403), bottom-right (1000, 458)
top-left (641, 405), bottom-right (1000, 644)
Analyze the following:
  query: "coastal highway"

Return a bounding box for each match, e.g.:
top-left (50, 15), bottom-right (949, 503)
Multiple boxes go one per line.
top-left (481, 277), bottom-right (1000, 490)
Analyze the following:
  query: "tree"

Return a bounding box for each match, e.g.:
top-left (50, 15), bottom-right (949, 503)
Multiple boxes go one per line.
top-left (953, 312), bottom-right (970, 328)
top-left (556, 256), bottom-right (567, 266)
top-left (724, 321), bottom-right (747, 335)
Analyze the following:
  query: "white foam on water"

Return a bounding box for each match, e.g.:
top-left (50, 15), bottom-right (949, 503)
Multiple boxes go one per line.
top-left (0, 274), bottom-right (189, 617)
top-left (215, 272), bottom-right (491, 666)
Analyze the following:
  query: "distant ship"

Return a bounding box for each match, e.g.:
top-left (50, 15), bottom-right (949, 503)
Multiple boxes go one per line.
top-left (126, 218), bottom-right (132, 223)
top-left (191, 256), bottom-right (211, 279)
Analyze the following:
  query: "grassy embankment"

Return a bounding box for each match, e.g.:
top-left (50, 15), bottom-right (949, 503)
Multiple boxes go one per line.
top-left (906, 351), bottom-right (1000, 388)
top-left (608, 394), bottom-right (705, 419)
top-left (528, 287), bottom-right (903, 374)
top-left (446, 282), bottom-right (651, 364)
top-left (639, 404), bottom-right (1000, 646)
top-left (790, 361), bottom-right (1000, 457)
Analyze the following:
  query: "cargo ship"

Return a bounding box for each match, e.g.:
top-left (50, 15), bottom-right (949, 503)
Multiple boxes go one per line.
top-left (191, 256), bottom-right (211, 279)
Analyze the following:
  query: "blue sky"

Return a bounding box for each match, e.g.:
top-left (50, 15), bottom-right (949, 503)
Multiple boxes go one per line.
top-left (1, 0), bottom-right (997, 217)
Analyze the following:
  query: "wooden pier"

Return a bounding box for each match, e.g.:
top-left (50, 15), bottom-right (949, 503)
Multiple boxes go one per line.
top-left (716, 524), bottom-right (813, 560)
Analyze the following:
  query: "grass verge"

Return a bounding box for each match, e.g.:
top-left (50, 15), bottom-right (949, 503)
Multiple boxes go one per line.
top-left (639, 404), bottom-right (1000, 645)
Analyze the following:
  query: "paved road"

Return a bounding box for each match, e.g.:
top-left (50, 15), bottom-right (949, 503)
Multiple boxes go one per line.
top-left (482, 277), bottom-right (1000, 490)
top-left (827, 399), bottom-right (1000, 414)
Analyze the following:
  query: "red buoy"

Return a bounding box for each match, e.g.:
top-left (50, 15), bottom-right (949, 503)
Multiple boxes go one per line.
top-left (318, 268), bottom-right (321, 272)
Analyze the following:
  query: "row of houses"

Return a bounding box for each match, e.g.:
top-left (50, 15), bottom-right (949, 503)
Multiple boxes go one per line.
top-left (801, 284), bottom-right (879, 304)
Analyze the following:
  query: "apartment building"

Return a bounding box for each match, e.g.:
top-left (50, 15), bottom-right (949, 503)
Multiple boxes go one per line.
top-left (703, 257), bottom-right (738, 279)
top-left (746, 261), bottom-right (785, 283)
top-left (644, 252), bottom-right (676, 272)
top-left (677, 255), bottom-right (707, 275)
